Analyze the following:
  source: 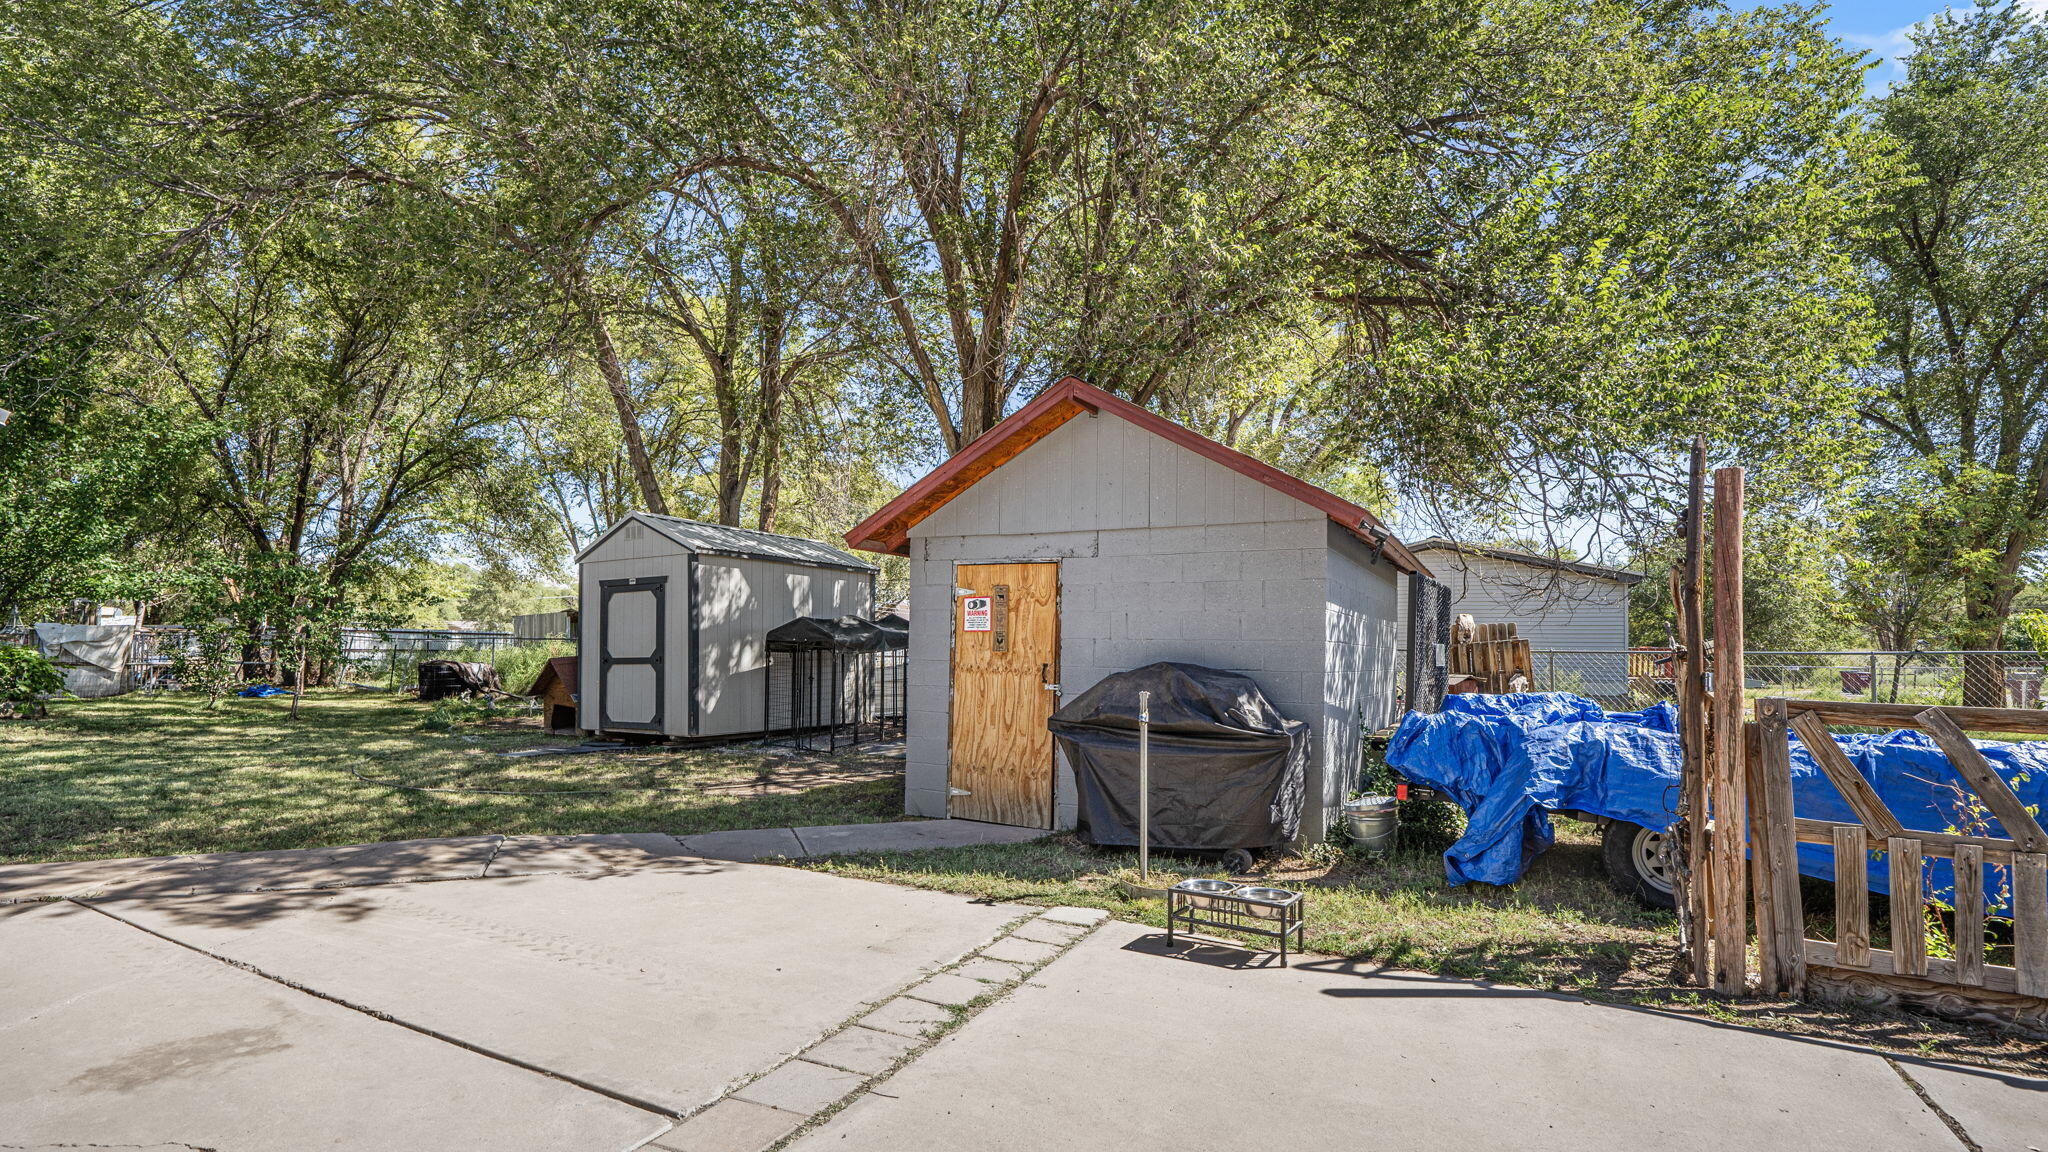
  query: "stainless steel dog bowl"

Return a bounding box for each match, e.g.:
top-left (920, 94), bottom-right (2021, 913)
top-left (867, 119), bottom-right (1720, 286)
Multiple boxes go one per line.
top-left (1231, 886), bottom-right (1299, 917)
top-left (1172, 878), bottom-right (1239, 909)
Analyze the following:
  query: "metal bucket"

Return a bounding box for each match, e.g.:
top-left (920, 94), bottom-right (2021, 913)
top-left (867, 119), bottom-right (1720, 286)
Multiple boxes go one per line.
top-left (1344, 795), bottom-right (1399, 854)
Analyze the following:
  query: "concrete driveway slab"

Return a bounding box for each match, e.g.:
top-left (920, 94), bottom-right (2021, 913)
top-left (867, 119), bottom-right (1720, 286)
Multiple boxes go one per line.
top-left (0, 900), bottom-right (667, 1152)
top-left (485, 831), bottom-right (698, 876)
top-left (88, 836), bottom-right (500, 897)
top-left (790, 921), bottom-right (1962, 1152)
top-left (732, 1059), bottom-right (867, 1113)
top-left (858, 997), bottom-right (954, 1038)
top-left (93, 862), bottom-right (1021, 1115)
top-left (804, 1025), bottom-right (922, 1074)
top-left (901, 972), bottom-right (994, 1007)
top-left (650, 1099), bottom-right (804, 1152)
top-left (0, 855), bottom-right (161, 903)
top-left (1905, 1059), bottom-right (2048, 1152)
top-left (792, 819), bottom-right (1047, 855)
top-left (679, 827), bottom-right (807, 861)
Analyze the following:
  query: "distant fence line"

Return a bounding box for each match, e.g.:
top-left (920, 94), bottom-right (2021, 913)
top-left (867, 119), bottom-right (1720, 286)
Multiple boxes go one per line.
top-left (1516, 648), bottom-right (2046, 712)
top-left (4, 624), bottom-right (576, 695)
top-left (1394, 647), bottom-right (2048, 713)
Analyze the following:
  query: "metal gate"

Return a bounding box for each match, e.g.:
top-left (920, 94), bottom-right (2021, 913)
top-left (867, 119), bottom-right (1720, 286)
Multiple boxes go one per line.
top-left (1405, 572), bottom-right (1451, 713)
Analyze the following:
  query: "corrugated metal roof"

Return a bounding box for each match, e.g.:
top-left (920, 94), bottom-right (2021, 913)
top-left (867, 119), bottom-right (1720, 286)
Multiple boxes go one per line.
top-left (635, 514), bottom-right (878, 571)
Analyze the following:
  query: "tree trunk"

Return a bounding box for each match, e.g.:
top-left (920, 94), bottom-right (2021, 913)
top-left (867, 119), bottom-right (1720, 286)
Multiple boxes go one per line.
top-left (585, 301), bottom-right (671, 516)
top-left (711, 352), bottom-right (746, 526)
top-left (756, 305), bottom-right (787, 534)
top-left (1958, 603), bottom-right (2009, 709)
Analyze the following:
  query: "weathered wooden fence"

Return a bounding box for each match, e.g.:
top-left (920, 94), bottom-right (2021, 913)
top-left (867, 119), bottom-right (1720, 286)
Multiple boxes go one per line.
top-left (1670, 450), bottom-right (2048, 1028)
top-left (1751, 698), bottom-right (2048, 1026)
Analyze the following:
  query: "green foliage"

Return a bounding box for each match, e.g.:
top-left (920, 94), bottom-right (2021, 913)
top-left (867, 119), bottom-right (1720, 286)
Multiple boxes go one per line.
top-left (1857, 1), bottom-right (2048, 680)
top-left (0, 0), bottom-right (2024, 637)
top-left (0, 646), bottom-right (64, 714)
top-left (2012, 612), bottom-right (2048, 652)
top-left (1398, 798), bottom-right (1469, 858)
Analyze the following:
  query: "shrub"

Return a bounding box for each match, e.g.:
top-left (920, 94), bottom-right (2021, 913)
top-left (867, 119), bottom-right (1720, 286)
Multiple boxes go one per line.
top-left (0, 645), bottom-right (64, 718)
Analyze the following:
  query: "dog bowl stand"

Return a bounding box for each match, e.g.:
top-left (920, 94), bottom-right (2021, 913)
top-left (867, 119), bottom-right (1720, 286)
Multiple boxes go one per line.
top-left (1166, 882), bottom-right (1305, 966)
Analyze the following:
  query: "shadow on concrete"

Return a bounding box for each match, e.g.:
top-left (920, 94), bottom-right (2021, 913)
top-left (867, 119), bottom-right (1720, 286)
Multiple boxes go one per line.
top-left (1120, 932), bottom-right (1297, 971)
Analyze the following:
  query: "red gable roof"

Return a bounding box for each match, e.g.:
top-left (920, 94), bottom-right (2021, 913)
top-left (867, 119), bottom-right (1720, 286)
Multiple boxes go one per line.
top-left (844, 377), bottom-right (1429, 576)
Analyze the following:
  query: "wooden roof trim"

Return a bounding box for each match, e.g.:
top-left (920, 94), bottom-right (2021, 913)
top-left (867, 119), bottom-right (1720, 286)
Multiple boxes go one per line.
top-left (846, 377), bottom-right (1429, 577)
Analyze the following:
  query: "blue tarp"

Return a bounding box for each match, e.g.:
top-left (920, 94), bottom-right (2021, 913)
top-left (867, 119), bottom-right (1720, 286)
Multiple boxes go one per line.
top-left (1386, 692), bottom-right (2048, 914)
top-left (237, 684), bottom-right (290, 698)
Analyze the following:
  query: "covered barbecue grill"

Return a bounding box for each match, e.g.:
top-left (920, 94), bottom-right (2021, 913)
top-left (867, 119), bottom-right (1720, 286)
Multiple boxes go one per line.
top-left (1050, 662), bottom-right (1309, 852)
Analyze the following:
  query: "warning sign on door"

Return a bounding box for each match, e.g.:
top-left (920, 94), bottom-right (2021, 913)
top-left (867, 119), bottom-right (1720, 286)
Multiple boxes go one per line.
top-left (961, 595), bottom-right (992, 632)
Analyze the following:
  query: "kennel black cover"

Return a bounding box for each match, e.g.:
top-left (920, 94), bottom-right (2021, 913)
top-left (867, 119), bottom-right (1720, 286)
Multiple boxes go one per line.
top-left (1049, 662), bottom-right (1308, 851)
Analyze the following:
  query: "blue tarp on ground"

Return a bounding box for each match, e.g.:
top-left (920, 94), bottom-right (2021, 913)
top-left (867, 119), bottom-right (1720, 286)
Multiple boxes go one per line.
top-left (1385, 693), bottom-right (2048, 914)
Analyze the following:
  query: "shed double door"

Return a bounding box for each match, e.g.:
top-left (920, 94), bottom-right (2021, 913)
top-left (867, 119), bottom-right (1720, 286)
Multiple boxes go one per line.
top-left (950, 562), bottom-right (1059, 828)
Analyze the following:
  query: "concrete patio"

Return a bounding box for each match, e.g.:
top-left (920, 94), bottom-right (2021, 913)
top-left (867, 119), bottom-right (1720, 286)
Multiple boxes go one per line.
top-left (2, 825), bottom-right (2042, 1151)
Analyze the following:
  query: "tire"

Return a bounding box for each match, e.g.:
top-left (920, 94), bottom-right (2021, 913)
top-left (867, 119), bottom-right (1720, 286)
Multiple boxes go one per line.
top-left (1601, 821), bottom-right (1676, 910)
top-left (1220, 848), bottom-right (1256, 875)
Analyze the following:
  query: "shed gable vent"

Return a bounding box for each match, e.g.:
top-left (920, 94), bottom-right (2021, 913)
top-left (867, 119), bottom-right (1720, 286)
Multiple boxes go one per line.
top-left (622, 524), bottom-right (645, 540)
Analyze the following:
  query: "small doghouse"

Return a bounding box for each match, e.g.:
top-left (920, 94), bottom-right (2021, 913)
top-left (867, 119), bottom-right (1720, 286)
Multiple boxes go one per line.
top-left (524, 656), bottom-right (579, 733)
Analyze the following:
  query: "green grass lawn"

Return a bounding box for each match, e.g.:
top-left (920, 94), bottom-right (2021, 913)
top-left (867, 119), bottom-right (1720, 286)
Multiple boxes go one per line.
top-left (805, 821), bottom-right (1676, 993)
top-left (0, 689), bottom-right (903, 864)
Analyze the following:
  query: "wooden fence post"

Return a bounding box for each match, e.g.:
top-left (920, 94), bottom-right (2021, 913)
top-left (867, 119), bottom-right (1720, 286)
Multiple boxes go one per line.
top-left (1674, 439), bottom-right (1711, 986)
top-left (1711, 465), bottom-right (1749, 995)
top-left (1752, 697), bottom-right (1806, 995)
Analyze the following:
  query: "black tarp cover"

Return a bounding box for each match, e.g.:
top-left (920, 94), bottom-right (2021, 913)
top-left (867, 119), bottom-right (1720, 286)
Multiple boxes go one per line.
top-left (1049, 662), bottom-right (1308, 850)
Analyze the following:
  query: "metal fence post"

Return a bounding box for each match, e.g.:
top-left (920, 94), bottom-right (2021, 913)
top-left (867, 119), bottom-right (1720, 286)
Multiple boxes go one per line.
top-left (1138, 689), bottom-right (1151, 883)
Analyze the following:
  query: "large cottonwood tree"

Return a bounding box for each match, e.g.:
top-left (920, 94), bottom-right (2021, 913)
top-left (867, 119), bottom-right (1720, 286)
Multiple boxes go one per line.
top-left (1859, 1), bottom-right (2048, 704)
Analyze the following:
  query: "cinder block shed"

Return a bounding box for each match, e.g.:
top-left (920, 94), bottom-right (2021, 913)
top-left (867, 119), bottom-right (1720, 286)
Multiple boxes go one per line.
top-left (846, 377), bottom-right (1433, 842)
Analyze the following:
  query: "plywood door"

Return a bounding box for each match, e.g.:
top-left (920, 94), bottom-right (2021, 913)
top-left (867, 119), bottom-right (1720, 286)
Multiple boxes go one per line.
top-left (949, 562), bottom-right (1059, 827)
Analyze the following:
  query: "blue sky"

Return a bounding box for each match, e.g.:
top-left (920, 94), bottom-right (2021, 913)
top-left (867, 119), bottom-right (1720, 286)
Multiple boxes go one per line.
top-left (1820, 0), bottom-right (2048, 87)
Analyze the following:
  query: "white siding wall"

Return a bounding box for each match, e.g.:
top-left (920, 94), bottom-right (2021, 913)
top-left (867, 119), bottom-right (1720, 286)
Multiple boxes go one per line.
top-left (903, 412), bottom-right (1401, 841)
top-left (1396, 552), bottom-right (1631, 650)
top-left (1323, 524), bottom-right (1404, 810)
top-left (696, 557), bottom-right (872, 737)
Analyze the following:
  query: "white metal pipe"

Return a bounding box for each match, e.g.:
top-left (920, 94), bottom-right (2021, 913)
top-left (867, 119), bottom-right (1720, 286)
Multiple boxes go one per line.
top-left (1138, 689), bottom-right (1151, 883)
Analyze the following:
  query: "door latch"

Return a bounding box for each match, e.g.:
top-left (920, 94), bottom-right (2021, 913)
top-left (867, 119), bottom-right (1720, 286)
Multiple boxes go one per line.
top-left (1041, 663), bottom-right (1060, 695)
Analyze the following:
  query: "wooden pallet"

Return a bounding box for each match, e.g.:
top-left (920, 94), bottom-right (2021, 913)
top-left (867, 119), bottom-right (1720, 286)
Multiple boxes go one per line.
top-left (1448, 621), bottom-right (1532, 693)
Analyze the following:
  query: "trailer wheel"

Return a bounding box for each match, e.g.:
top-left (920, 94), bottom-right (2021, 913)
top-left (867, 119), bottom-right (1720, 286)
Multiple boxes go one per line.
top-left (1601, 821), bottom-right (1676, 910)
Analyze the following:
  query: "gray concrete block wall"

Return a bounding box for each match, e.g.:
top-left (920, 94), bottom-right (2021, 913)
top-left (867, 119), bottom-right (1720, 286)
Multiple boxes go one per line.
top-left (903, 561), bottom-right (955, 818)
top-left (1320, 523), bottom-right (1406, 827)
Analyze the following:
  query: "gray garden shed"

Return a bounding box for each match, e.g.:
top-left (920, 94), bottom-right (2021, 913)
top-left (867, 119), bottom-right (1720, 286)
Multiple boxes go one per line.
top-left (845, 377), bottom-right (1433, 842)
top-left (576, 514), bottom-right (877, 739)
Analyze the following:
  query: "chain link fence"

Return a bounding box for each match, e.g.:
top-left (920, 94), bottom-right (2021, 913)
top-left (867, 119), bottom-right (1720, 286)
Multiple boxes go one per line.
top-left (1519, 649), bottom-right (2048, 713)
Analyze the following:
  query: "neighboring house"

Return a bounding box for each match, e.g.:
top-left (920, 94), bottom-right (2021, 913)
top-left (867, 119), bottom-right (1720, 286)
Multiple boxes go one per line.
top-left (845, 376), bottom-right (1433, 842)
top-left (1396, 538), bottom-right (1643, 649)
top-left (1396, 538), bottom-right (1645, 699)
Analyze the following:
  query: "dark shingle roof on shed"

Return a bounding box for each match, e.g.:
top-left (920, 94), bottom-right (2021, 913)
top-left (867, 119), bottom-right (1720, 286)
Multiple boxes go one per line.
top-left (581, 514), bottom-right (878, 572)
